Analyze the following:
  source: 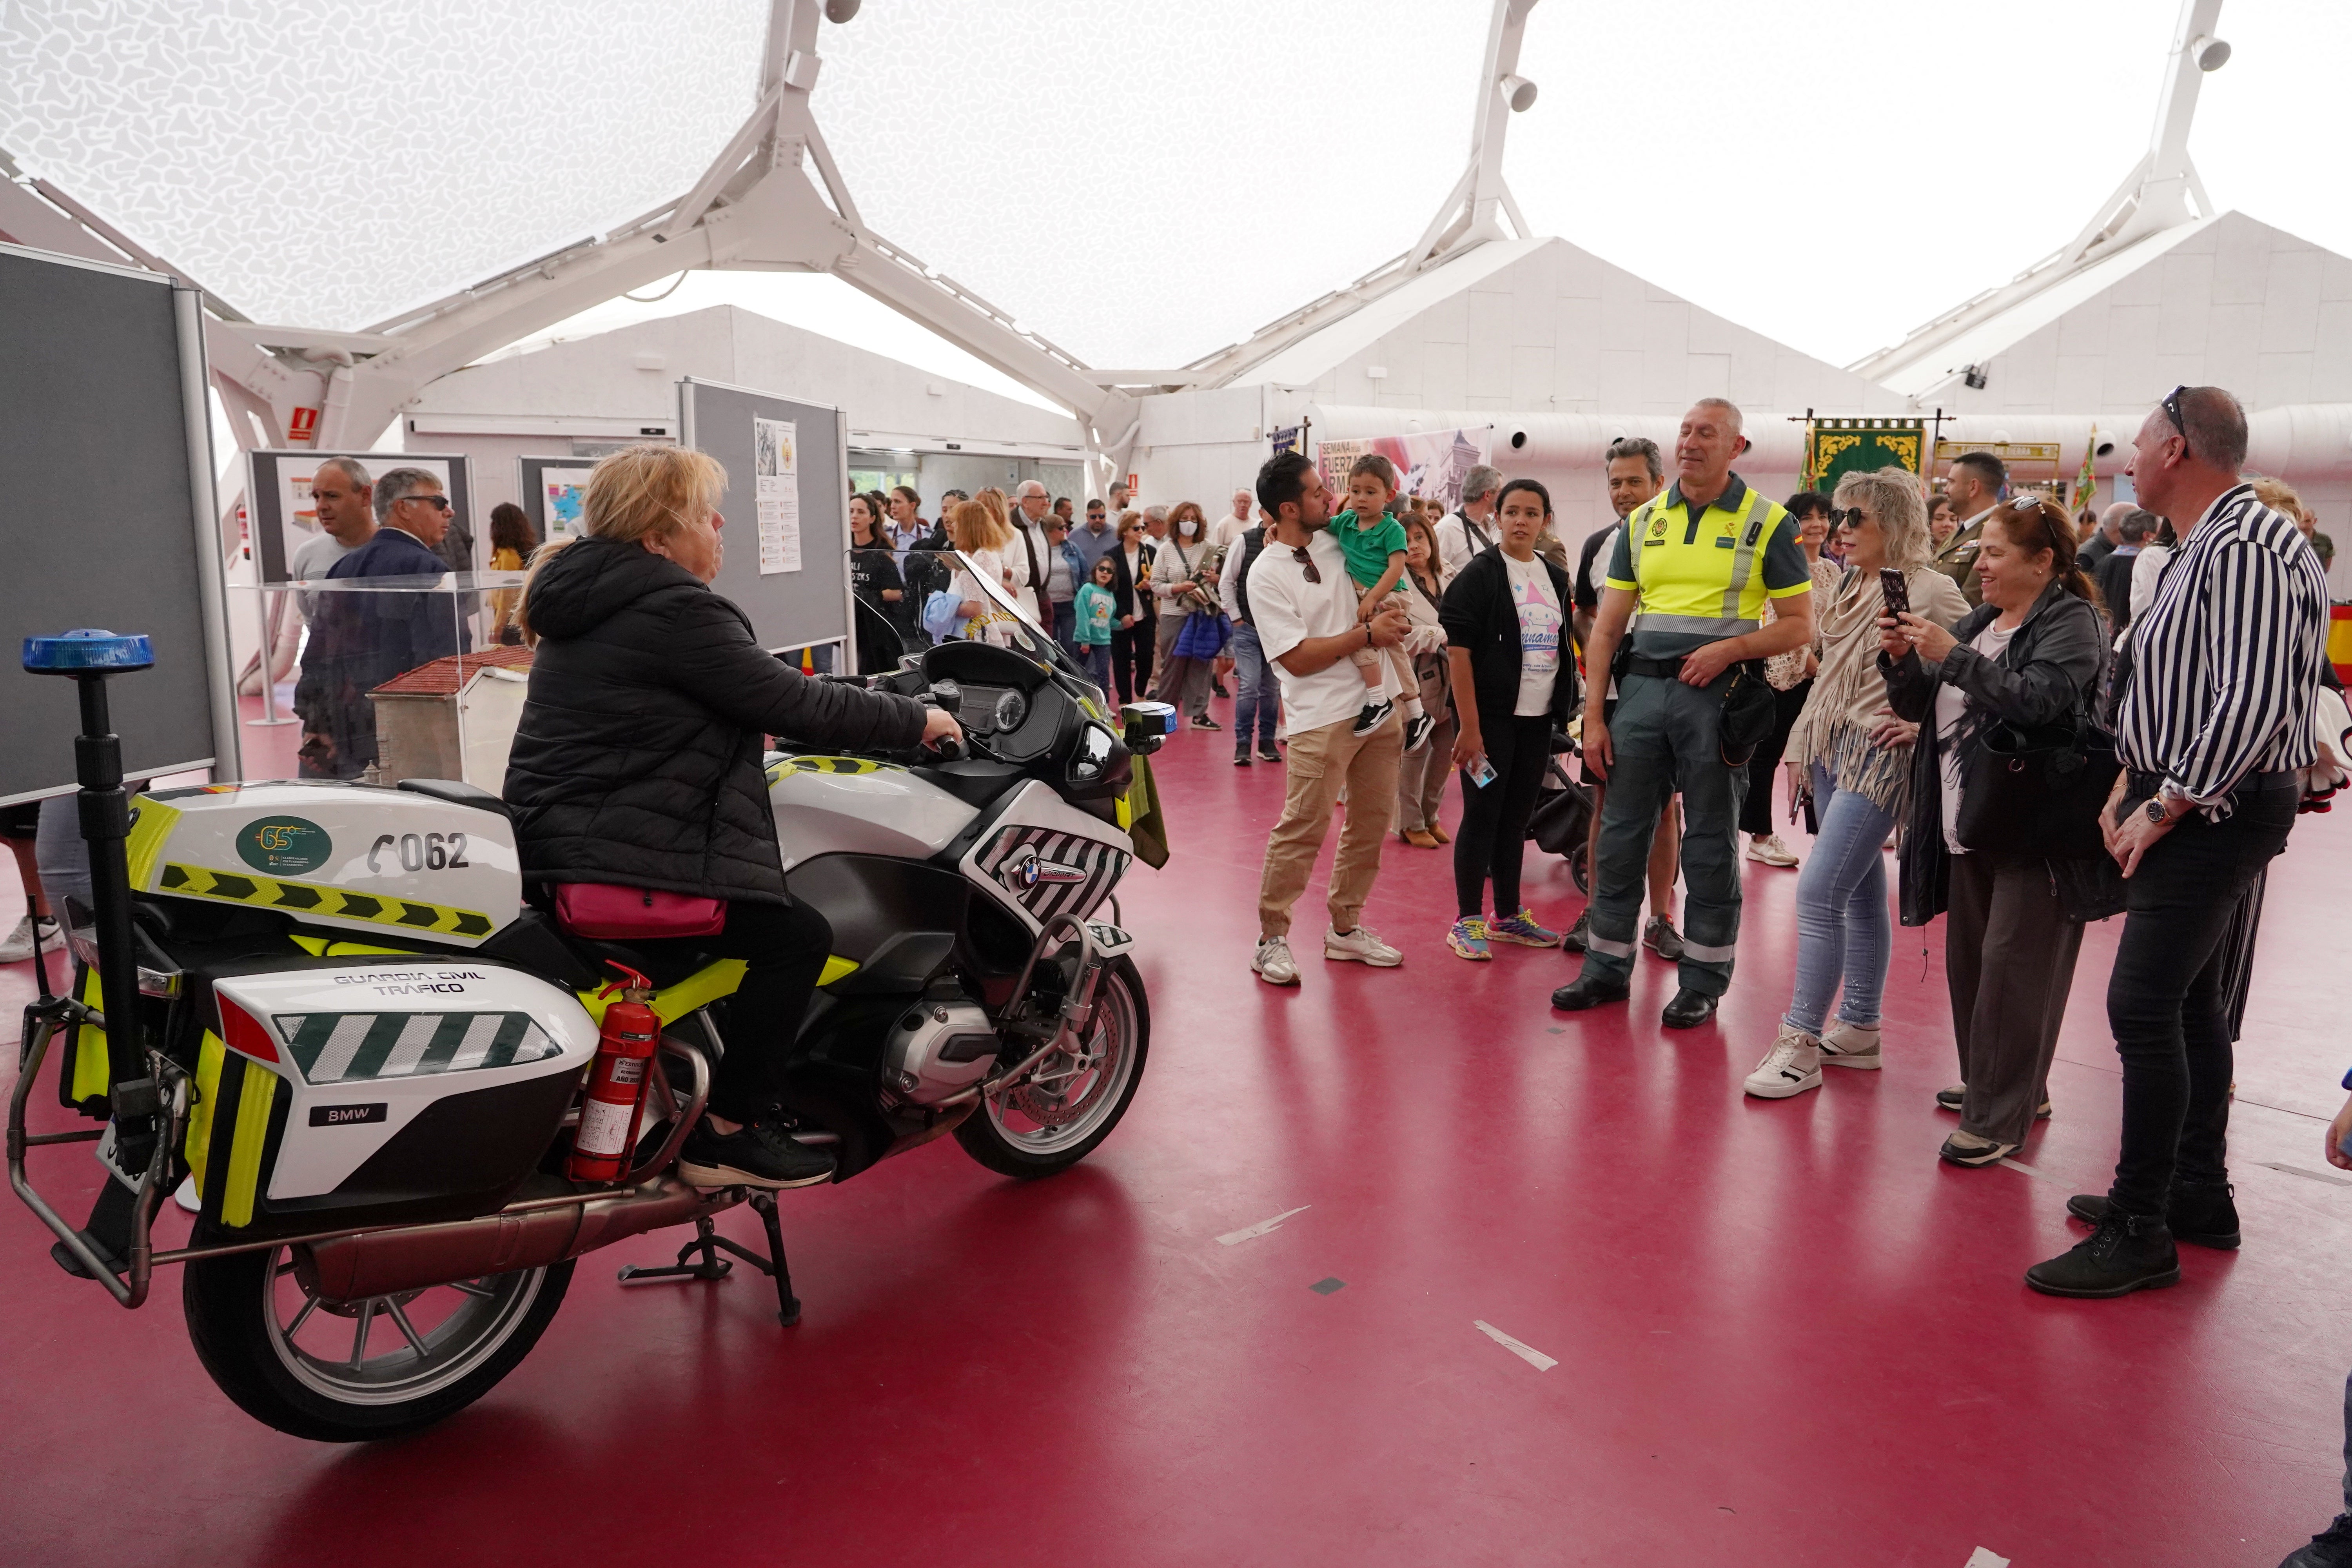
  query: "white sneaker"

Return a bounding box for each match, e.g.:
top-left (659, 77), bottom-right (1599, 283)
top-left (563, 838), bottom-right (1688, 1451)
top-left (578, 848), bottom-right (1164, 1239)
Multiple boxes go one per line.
top-left (1820, 1018), bottom-right (1882, 1069)
top-left (1252, 936), bottom-right (1300, 986)
top-left (0, 915), bottom-right (62, 964)
top-left (1324, 924), bottom-right (1402, 967)
top-left (1745, 833), bottom-right (1799, 867)
top-left (1743, 1026), bottom-right (1823, 1099)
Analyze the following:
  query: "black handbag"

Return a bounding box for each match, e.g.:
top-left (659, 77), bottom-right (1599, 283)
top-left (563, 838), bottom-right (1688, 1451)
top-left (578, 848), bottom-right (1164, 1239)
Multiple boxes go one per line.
top-left (1954, 708), bottom-right (2120, 858)
top-left (1716, 661), bottom-right (1777, 767)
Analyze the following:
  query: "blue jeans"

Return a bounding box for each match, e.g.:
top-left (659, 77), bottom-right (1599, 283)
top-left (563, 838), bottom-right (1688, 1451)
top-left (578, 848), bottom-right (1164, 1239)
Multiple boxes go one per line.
top-left (1782, 762), bottom-right (1897, 1036)
top-left (1078, 642), bottom-right (1112, 691)
top-left (1230, 623), bottom-right (1281, 750)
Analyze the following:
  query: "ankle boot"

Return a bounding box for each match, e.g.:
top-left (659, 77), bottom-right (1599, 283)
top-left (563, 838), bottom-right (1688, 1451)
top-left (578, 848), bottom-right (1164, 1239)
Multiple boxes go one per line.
top-left (2066, 1180), bottom-right (2240, 1250)
top-left (2026, 1207), bottom-right (2181, 1298)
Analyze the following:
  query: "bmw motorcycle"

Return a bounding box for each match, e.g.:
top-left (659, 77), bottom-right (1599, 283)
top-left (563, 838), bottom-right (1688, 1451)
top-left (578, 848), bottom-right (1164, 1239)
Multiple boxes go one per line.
top-left (8, 559), bottom-right (1175, 1442)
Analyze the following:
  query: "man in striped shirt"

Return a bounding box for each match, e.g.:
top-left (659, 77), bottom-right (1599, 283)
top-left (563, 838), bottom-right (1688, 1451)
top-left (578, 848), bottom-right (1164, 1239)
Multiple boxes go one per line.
top-left (2028, 385), bottom-right (2329, 1299)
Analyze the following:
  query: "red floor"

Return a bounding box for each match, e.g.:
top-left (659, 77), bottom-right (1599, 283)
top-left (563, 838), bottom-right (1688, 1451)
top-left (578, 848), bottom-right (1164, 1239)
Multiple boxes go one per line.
top-left (5, 690), bottom-right (2352, 1566)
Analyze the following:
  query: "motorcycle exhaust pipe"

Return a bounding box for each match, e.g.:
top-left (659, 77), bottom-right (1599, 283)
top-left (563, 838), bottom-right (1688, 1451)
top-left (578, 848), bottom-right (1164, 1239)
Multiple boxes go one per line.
top-left (298, 1175), bottom-right (715, 1302)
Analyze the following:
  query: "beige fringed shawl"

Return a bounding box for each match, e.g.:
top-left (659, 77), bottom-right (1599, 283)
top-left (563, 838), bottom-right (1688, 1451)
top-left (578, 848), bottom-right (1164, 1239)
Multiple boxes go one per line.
top-left (1785, 564), bottom-right (1970, 812)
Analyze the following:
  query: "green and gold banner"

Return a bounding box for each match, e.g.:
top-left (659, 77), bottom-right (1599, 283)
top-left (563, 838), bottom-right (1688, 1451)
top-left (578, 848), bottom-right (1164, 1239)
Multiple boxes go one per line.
top-left (1804, 417), bottom-right (1928, 494)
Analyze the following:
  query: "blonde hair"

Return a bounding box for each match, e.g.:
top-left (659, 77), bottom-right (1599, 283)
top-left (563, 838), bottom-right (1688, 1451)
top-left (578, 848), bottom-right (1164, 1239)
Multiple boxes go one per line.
top-left (975, 487), bottom-right (1013, 538)
top-left (2253, 476), bottom-right (2307, 522)
top-left (947, 498), bottom-right (1014, 555)
top-left (1832, 466), bottom-right (1933, 572)
top-left (517, 444), bottom-right (724, 644)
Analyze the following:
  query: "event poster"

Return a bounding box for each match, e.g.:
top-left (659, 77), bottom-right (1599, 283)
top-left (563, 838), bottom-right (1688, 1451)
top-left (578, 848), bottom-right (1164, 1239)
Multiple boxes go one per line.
top-left (754, 415), bottom-right (800, 575)
top-left (1313, 426), bottom-right (1493, 514)
top-left (541, 467), bottom-right (594, 537)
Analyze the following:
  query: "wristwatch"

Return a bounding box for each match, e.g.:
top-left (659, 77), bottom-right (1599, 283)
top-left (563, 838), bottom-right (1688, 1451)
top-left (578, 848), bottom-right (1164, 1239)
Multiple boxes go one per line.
top-left (2142, 797), bottom-right (2171, 826)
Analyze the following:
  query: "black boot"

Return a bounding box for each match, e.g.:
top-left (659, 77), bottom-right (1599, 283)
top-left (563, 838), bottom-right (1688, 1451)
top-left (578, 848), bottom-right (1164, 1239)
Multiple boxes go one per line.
top-left (2025, 1207), bottom-right (2181, 1298)
top-left (2065, 1180), bottom-right (2240, 1250)
top-left (1550, 974), bottom-right (1629, 1011)
top-left (2282, 1511), bottom-right (2352, 1567)
top-left (1660, 988), bottom-right (1718, 1029)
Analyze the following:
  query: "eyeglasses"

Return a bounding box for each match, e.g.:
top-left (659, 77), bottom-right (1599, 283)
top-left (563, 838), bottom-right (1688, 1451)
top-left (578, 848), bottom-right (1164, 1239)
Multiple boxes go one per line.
top-left (1291, 544), bottom-right (1321, 584)
top-left (399, 494), bottom-right (453, 512)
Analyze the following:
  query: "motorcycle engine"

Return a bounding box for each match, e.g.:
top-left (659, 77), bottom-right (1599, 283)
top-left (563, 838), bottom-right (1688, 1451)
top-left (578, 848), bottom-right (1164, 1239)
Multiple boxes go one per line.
top-left (881, 996), bottom-right (999, 1106)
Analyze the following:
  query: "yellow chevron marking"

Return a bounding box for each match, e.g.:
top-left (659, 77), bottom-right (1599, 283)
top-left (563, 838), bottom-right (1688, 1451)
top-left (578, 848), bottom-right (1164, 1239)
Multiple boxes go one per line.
top-left (158, 862), bottom-right (495, 941)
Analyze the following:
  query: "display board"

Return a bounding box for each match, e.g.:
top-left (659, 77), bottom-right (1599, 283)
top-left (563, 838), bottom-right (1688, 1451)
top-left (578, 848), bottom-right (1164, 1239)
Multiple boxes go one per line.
top-left (0, 241), bottom-right (238, 802)
top-left (678, 377), bottom-right (853, 660)
top-left (517, 454), bottom-right (597, 544)
top-left (247, 449), bottom-right (474, 582)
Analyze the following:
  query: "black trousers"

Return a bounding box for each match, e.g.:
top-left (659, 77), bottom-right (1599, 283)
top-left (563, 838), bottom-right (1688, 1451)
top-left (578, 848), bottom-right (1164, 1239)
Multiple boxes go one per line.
top-left (641, 899), bottom-right (834, 1123)
top-left (2104, 780), bottom-right (2297, 1216)
top-left (1111, 617), bottom-right (1156, 704)
top-left (1454, 713), bottom-right (1553, 919)
top-left (1739, 679), bottom-right (1811, 835)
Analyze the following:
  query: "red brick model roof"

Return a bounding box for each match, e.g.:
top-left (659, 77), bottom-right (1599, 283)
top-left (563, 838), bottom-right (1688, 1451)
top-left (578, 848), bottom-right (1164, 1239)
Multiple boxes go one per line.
top-left (369, 644), bottom-right (535, 697)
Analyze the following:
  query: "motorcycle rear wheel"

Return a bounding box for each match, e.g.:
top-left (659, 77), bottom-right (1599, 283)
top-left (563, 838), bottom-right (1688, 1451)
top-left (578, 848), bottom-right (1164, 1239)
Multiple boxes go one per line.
top-left (956, 955), bottom-right (1149, 1179)
top-left (183, 1245), bottom-right (573, 1442)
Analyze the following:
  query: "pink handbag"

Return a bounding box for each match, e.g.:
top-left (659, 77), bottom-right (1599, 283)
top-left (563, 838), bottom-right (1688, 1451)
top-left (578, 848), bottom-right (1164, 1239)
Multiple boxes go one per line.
top-left (553, 882), bottom-right (728, 940)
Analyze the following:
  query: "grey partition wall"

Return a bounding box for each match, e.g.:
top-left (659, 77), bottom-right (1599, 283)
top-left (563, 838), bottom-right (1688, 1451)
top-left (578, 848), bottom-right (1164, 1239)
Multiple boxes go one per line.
top-left (248, 449), bottom-right (475, 581)
top-left (677, 377), bottom-right (853, 659)
top-left (0, 241), bottom-right (238, 802)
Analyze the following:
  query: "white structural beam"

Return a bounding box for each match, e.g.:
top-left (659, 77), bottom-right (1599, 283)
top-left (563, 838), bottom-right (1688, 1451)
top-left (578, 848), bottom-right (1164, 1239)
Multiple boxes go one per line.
top-left (1851, 0), bottom-right (2227, 387)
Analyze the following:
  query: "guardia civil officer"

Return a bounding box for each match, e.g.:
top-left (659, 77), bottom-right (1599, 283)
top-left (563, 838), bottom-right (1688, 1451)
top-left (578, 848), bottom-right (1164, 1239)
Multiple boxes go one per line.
top-left (1553, 399), bottom-right (1815, 1027)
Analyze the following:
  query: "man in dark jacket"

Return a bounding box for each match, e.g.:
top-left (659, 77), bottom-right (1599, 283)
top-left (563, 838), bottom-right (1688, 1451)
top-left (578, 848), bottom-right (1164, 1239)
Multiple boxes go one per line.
top-left (506, 469), bottom-right (954, 1188)
top-left (293, 467), bottom-right (466, 779)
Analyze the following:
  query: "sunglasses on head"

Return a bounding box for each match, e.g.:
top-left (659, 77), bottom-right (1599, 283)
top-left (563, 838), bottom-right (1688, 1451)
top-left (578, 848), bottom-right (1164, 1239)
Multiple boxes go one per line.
top-left (2161, 383), bottom-right (2196, 459)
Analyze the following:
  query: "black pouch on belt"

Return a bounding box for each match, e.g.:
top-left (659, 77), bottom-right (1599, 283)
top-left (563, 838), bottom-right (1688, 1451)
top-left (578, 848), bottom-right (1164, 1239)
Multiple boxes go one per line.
top-left (1717, 661), bottom-right (1776, 767)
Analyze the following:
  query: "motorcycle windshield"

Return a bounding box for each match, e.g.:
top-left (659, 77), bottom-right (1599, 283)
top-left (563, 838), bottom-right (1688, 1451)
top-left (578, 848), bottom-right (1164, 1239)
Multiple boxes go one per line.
top-left (857, 545), bottom-right (1095, 687)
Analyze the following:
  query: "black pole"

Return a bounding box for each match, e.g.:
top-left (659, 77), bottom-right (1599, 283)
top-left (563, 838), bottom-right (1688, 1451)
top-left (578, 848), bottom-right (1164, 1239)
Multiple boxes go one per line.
top-left (71, 674), bottom-right (142, 1092)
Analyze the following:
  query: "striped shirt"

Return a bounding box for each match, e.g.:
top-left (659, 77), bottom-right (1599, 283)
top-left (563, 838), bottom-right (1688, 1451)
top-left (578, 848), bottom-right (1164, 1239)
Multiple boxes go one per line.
top-left (2114, 483), bottom-right (2328, 820)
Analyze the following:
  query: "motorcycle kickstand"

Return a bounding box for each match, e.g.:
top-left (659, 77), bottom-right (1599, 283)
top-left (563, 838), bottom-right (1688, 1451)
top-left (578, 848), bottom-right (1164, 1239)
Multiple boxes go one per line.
top-left (615, 1200), bottom-right (801, 1327)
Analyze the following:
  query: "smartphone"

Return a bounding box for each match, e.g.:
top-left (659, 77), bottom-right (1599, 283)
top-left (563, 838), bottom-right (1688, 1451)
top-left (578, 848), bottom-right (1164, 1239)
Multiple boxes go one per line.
top-left (1468, 755), bottom-right (1497, 788)
top-left (1879, 567), bottom-right (1911, 619)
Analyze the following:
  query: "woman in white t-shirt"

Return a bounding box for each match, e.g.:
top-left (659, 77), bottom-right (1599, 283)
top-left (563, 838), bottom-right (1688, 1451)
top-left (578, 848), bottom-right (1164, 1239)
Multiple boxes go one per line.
top-left (945, 498), bottom-right (1018, 646)
top-left (1436, 479), bottom-right (1578, 960)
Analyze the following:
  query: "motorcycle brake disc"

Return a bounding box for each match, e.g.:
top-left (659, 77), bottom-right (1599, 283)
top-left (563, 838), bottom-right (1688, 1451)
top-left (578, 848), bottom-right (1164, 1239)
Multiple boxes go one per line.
top-left (1005, 1051), bottom-right (1100, 1127)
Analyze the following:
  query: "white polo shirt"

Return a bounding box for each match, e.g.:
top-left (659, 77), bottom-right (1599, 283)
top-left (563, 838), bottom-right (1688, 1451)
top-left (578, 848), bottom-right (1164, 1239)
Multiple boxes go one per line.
top-left (1243, 526), bottom-right (1401, 735)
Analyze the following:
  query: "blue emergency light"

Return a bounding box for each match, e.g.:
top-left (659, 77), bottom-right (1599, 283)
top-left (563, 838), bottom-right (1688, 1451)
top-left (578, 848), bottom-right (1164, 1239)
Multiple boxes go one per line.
top-left (22, 629), bottom-right (154, 674)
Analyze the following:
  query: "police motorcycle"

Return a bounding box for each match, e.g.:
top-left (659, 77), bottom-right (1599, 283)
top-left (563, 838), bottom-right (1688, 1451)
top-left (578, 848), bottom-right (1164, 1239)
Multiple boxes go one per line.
top-left (8, 561), bottom-right (1177, 1443)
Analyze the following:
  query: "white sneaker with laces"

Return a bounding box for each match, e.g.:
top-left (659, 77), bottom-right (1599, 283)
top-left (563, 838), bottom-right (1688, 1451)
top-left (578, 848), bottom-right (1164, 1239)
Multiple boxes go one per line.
top-left (1252, 936), bottom-right (1300, 986)
top-left (0, 915), bottom-right (62, 964)
top-left (1743, 1026), bottom-right (1824, 1099)
top-left (1819, 1018), bottom-right (1882, 1069)
top-left (1745, 833), bottom-right (1800, 867)
top-left (1324, 924), bottom-right (1402, 967)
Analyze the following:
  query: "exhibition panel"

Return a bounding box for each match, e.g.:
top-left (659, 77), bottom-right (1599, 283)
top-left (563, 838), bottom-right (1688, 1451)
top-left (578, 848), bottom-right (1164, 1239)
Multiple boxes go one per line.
top-left (677, 377), bottom-right (854, 659)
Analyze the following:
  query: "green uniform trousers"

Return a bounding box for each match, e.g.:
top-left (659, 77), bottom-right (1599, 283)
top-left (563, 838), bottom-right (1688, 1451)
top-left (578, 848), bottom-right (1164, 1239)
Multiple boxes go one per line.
top-left (1576, 671), bottom-right (1747, 997)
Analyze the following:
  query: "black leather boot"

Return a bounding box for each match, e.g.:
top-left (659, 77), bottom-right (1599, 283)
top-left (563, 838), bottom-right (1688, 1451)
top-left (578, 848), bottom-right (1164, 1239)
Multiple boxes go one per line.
top-left (2065, 1180), bottom-right (2240, 1250)
top-left (1659, 988), bottom-right (1717, 1029)
top-left (2025, 1207), bottom-right (2181, 1298)
top-left (1550, 974), bottom-right (1629, 1011)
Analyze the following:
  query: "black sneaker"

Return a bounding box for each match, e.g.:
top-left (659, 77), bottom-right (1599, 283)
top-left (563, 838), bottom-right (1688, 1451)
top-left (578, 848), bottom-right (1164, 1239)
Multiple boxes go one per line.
top-left (1234, 751), bottom-right (1252, 766)
top-left (1258, 743), bottom-right (1283, 763)
top-left (1563, 907), bottom-right (1590, 952)
top-left (1937, 1084), bottom-right (2053, 1118)
top-left (679, 1117), bottom-right (836, 1189)
top-left (1402, 713), bottom-right (1436, 754)
top-left (1212, 681), bottom-right (1230, 697)
top-left (1643, 915), bottom-right (1686, 961)
top-left (1352, 697), bottom-right (1395, 736)
top-left (1191, 715), bottom-right (1222, 731)
top-left (2285, 1511), bottom-right (2352, 1567)
top-left (2065, 1182), bottom-right (2241, 1250)
top-left (2024, 1207), bottom-right (2180, 1298)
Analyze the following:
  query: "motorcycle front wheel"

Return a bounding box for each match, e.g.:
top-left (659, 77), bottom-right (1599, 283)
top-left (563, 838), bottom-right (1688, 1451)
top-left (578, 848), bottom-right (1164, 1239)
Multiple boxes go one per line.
top-left (956, 955), bottom-right (1149, 1179)
top-left (183, 1246), bottom-right (573, 1442)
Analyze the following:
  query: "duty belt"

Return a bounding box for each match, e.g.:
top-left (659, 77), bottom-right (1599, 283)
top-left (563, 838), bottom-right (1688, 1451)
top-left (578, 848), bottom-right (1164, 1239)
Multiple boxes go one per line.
top-left (1618, 654), bottom-right (1761, 683)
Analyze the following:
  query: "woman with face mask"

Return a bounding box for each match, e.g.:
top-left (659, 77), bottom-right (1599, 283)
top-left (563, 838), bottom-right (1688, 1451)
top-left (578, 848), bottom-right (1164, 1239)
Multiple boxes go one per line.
top-left (1149, 501), bottom-right (1216, 727)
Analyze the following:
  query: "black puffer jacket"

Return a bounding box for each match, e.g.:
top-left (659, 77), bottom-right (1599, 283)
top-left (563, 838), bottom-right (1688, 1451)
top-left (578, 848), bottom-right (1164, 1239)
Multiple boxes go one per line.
top-left (503, 536), bottom-right (926, 904)
top-left (1881, 578), bottom-right (2122, 926)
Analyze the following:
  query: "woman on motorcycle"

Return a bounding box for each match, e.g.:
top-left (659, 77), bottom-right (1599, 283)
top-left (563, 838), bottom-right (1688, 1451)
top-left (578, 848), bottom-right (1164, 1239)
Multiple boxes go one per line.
top-left (506, 445), bottom-right (962, 1189)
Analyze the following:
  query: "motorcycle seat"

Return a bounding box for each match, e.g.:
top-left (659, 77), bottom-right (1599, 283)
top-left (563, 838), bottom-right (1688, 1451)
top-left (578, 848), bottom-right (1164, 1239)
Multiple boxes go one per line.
top-left (398, 778), bottom-right (515, 822)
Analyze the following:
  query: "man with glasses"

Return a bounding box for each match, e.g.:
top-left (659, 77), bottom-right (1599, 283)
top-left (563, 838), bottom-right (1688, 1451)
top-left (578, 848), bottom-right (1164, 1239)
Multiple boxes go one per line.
top-left (294, 467), bottom-right (468, 779)
top-left (1243, 450), bottom-right (1414, 986)
top-left (1007, 479), bottom-right (1057, 631)
top-left (2028, 385), bottom-right (2328, 1299)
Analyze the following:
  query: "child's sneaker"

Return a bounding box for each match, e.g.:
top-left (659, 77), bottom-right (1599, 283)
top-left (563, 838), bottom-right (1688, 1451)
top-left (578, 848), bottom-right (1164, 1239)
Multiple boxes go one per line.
top-left (1446, 917), bottom-right (1490, 960)
top-left (1403, 713), bottom-right (1436, 753)
top-left (1352, 697), bottom-right (1395, 737)
top-left (1486, 908), bottom-right (1563, 948)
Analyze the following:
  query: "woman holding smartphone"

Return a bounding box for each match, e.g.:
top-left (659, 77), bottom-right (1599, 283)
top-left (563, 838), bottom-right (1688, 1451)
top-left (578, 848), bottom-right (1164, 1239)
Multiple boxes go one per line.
top-left (1437, 479), bottom-right (1579, 960)
top-left (1743, 468), bottom-right (1967, 1100)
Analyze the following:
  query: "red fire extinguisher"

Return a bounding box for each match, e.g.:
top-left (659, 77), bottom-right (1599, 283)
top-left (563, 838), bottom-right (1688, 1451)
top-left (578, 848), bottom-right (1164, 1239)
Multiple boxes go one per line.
top-left (567, 962), bottom-right (661, 1183)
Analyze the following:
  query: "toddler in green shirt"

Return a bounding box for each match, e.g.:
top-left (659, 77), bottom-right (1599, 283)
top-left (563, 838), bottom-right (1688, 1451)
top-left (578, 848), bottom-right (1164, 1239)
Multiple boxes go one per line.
top-left (1334, 454), bottom-right (1432, 750)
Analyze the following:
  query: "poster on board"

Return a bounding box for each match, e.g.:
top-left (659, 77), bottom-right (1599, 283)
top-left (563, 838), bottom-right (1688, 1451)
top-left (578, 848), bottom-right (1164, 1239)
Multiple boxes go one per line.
top-left (540, 466), bottom-right (594, 538)
top-left (1314, 426), bottom-right (1493, 514)
top-left (754, 415), bottom-right (800, 574)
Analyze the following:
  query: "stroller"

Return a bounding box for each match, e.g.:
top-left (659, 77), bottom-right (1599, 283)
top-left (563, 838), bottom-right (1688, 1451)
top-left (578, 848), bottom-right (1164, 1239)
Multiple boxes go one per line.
top-left (1523, 722), bottom-right (1596, 893)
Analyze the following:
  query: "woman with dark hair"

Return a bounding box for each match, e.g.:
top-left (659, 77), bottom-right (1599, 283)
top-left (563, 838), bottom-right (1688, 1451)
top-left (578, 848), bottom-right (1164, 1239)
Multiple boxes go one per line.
top-left (1109, 511), bottom-right (1156, 703)
top-left (1880, 494), bottom-right (2115, 1166)
top-left (848, 491), bottom-right (909, 670)
top-left (1438, 479), bottom-right (1577, 959)
top-left (486, 501), bottom-right (538, 643)
top-left (1741, 490), bottom-right (1837, 865)
top-left (1393, 512), bottom-right (1456, 847)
